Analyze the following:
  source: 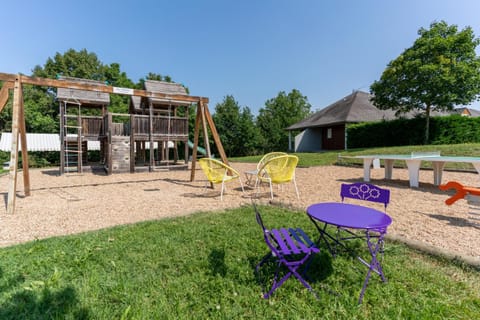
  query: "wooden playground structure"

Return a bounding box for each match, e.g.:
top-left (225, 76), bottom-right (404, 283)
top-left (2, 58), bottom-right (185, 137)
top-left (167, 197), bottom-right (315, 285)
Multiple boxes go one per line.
top-left (0, 72), bottom-right (228, 214)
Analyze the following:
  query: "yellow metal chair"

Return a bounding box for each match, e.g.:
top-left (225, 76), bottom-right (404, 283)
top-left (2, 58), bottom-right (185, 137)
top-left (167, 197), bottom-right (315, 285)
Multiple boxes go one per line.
top-left (199, 158), bottom-right (245, 200)
top-left (255, 155), bottom-right (299, 200)
top-left (244, 152), bottom-right (287, 186)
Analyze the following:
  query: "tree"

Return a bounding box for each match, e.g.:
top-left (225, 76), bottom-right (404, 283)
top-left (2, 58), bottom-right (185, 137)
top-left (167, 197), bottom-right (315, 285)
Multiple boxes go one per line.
top-left (31, 49), bottom-right (135, 117)
top-left (212, 95), bottom-right (263, 157)
top-left (370, 21), bottom-right (480, 144)
top-left (257, 89), bottom-right (311, 151)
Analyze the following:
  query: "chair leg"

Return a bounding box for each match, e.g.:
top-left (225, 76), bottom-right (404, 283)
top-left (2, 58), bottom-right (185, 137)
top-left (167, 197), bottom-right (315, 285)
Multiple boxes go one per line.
top-left (293, 177), bottom-right (300, 199)
top-left (239, 177), bottom-right (245, 194)
top-left (220, 181), bottom-right (225, 201)
top-left (269, 180), bottom-right (274, 199)
top-left (263, 260), bottom-right (318, 299)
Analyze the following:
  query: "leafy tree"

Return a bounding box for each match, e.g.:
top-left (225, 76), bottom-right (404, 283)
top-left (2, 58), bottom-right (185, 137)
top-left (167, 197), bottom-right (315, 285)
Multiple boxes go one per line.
top-left (31, 49), bottom-right (135, 117)
top-left (104, 62), bottom-right (135, 114)
top-left (32, 49), bottom-right (105, 80)
top-left (256, 89), bottom-right (311, 151)
top-left (370, 21), bottom-right (480, 144)
top-left (6, 48), bottom-right (107, 133)
top-left (212, 95), bottom-right (263, 157)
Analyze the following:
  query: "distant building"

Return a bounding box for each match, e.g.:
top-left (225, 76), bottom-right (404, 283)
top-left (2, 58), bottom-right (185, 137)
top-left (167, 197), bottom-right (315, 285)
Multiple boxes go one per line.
top-left (286, 91), bottom-right (456, 151)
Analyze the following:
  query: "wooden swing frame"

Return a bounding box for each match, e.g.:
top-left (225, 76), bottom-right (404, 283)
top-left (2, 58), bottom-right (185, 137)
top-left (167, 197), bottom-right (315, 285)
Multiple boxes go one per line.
top-left (0, 72), bottom-right (228, 214)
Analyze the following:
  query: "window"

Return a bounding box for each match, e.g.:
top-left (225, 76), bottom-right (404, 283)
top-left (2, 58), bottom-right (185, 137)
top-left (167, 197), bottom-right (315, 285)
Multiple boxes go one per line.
top-left (327, 128), bottom-right (332, 139)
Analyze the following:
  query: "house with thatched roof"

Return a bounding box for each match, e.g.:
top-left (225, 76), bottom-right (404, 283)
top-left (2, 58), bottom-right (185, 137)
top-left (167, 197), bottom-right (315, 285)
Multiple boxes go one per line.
top-left (286, 90), bottom-right (455, 151)
top-left (286, 91), bottom-right (396, 151)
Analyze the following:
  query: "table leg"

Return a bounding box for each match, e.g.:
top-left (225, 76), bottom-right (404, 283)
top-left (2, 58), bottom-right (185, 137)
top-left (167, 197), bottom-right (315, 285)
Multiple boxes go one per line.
top-left (405, 159), bottom-right (422, 188)
top-left (384, 159), bottom-right (394, 180)
top-left (309, 218), bottom-right (336, 255)
top-left (363, 158), bottom-right (373, 182)
top-left (432, 161), bottom-right (445, 186)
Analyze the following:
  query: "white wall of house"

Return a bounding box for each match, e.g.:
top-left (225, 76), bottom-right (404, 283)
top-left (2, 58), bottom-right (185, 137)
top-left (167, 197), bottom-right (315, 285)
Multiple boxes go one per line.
top-left (294, 128), bottom-right (322, 152)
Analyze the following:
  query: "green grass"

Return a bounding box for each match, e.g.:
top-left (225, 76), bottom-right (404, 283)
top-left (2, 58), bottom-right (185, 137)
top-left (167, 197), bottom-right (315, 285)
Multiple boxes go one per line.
top-left (0, 205), bottom-right (478, 319)
top-left (231, 143), bottom-right (480, 170)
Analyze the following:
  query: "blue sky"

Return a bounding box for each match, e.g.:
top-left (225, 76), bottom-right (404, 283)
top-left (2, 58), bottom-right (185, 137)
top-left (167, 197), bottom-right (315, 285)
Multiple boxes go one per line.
top-left (2, 0), bottom-right (480, 113)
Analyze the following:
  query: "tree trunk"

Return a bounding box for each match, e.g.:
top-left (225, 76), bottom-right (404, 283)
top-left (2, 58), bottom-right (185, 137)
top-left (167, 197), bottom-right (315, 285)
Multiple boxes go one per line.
top-left (424, 105), bottom-right (431, 145)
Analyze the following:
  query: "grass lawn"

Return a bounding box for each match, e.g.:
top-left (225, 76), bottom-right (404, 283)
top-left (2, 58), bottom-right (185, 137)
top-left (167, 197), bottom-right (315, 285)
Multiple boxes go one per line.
top-left (0, 205), bottom-right (478, 319)
top-left (231, 143), bottom-right (480, 170)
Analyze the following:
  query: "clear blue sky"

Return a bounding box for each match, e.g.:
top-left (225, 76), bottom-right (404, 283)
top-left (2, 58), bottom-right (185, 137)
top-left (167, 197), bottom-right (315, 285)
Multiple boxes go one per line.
top-left (2, 0), bottom-right (480, 113)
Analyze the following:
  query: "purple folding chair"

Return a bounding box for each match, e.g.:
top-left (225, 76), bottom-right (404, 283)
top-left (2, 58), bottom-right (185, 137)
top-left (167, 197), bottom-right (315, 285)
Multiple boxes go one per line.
top-left (253, 204), bottom-right (320, 299)
top-left (340, 183), bottom-right (391, 302)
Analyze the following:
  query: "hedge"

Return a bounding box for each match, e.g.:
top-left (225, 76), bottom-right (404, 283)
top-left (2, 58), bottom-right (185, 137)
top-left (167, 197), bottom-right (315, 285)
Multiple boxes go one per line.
top-left (347, 114), bottom-right (480, 148)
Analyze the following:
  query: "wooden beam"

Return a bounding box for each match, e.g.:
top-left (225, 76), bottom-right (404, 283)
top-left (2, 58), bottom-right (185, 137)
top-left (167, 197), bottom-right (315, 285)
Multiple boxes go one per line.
top-left (0, 72), bottom-right (208, 103)
top-left (199, 101), bottom-right (211, 158)
top-left (203, 103), bottom-right (228, 165)
top-left (0, 81), bottom-right (14, 112)
top-left (6, 78), bottom-right (22, 214)
top-left (18, 84), bottom-right (30, 197)
top-left (190, 102), bottom-right (203, 181)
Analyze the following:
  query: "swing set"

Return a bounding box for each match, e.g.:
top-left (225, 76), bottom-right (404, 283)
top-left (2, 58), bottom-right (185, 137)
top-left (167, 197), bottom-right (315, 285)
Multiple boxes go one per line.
top-left (0, 72), bottom-right (228, 214)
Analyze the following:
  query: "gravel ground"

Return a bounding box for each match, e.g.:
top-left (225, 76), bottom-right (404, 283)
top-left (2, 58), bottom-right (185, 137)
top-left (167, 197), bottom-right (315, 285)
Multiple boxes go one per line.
top-left (0, 163), bottom-right (479, 258)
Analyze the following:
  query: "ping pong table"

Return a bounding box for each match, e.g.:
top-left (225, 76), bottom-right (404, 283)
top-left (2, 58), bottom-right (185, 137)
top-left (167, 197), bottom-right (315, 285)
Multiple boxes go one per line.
top-left (355, 152), bottom-right (480, 188)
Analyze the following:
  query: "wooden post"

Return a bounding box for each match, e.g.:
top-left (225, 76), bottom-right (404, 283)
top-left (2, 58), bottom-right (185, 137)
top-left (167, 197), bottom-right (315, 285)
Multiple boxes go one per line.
top-left (130, 114), bottom-right (135, 173)
top-left (107, 112), bottom-right (113, 175)
top-left (6, 77), bottom-right (22, 214)
top-left (199, 101), bottom-right (211, 157)
top-left (184, 106), bottom-right (189, 166)
top-left (148, 101), bottom-right (154, 171)
top-left (59, 102), bottom-right (65, 174)
top-left (77, 106), bottom-right (82, 173)
top-left (18, 82), bottom-right (30, 196)
top-left (190, 102), bottom-right (202, 181)
top-left (203, 103), bottom-right (228, 165)
top-left (0, 81), bottom-right (14, 112)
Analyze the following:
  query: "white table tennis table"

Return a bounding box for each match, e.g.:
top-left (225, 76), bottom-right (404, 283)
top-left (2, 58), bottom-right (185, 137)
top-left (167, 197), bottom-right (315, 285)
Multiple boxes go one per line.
top-left (355, 152), bottom-right (480, 188)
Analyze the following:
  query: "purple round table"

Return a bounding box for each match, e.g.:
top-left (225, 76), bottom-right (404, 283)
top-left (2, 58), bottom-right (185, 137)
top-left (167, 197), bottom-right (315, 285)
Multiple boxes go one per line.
top-left (306, 202), bottom-right (393, 303)
top-left (307, 202), bottom-right (392, 231)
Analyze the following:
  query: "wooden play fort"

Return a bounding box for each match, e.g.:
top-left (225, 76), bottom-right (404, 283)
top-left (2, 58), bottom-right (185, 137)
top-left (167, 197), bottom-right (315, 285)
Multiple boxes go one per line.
top-left (0, 72), bottom-right (228, 214)
top-left (57, 77), bottom-right (194, 174)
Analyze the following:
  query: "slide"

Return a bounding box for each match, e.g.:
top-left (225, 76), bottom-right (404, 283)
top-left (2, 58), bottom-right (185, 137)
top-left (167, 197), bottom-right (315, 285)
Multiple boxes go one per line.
top-left (188, 140), bottom-right (208, 156)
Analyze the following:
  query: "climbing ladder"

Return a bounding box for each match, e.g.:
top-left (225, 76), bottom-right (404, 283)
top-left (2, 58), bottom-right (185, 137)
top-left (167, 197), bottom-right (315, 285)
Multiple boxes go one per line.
top-left (60, 100), bottom-right (83, 174)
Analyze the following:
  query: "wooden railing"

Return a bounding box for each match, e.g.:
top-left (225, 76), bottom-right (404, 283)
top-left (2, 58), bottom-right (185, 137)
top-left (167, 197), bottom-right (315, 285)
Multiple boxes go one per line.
top-left (81, 116), bottom-right (103, 137)
top-left (132, 115), bottom-right (188, 137)
top-left (92, 113), bottom-right (188, 138)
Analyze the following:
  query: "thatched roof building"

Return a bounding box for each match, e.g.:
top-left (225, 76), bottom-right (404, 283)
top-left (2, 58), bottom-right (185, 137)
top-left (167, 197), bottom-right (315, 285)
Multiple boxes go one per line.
top-left (287, 90), bottom-right (453, 151)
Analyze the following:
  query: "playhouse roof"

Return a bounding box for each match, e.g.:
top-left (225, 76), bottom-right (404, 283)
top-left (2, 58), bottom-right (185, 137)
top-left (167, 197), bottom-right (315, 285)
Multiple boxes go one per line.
top-left (144, 80), bottom-right (191, 107)
top-left (56, 76), bottom-right (110, 106)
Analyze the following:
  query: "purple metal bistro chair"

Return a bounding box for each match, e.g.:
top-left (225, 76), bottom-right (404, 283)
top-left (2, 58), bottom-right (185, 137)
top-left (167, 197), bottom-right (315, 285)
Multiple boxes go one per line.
top-left (253, 204), bottom-right (320, 299)
top-left (338, 183), bottom-right (390, 255)
top-left (339, 183), bottom-right (390, 302)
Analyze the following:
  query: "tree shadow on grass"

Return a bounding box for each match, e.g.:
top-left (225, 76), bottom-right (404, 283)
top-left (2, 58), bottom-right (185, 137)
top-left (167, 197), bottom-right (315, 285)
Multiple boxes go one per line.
top-left (0, 266), bottom-right (91, 319)
top-left (0, 286), bottom-right (91, 319)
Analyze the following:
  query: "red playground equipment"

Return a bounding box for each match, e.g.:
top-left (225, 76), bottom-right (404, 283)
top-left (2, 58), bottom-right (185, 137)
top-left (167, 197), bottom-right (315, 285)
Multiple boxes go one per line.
top-left (439, 180), bottom-right (480, 205)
